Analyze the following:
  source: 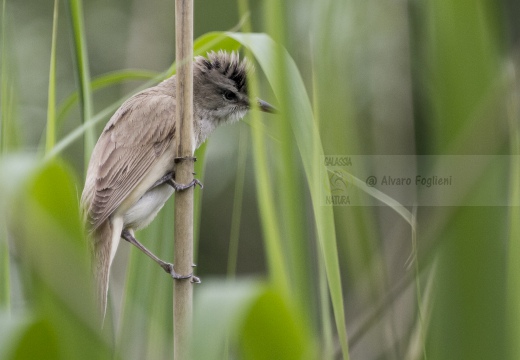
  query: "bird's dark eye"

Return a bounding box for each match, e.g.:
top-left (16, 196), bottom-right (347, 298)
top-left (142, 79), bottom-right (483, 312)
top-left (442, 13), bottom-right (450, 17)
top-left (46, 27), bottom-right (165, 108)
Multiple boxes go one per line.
top-left (223, 90), bottom-right (237, 101)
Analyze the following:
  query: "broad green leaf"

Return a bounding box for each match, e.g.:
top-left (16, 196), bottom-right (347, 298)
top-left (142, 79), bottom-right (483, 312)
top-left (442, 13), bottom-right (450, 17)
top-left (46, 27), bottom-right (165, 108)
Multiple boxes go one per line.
top-left (192, 280), bottom-right (263, 360)
top-left (227, 32), bottom-right (350, 359)
top-left (4, 158), bottom-right (113, 359)
top-left (240, 287), bottom-right (316, 360)
top-left (7, 319), bottom-right (60, 360)
top-left (192, 281), bottom-right (315, 360)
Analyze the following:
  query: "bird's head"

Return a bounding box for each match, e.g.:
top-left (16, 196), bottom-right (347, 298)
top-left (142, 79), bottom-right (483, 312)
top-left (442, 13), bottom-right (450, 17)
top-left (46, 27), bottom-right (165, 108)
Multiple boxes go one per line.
top-left (193, 51), bottom-right (275, 125)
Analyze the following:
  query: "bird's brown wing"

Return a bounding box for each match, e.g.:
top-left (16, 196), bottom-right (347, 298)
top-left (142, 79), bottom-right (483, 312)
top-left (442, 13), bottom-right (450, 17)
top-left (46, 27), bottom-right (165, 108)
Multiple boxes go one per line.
top-left (81, 91), bottom-right (176, 231)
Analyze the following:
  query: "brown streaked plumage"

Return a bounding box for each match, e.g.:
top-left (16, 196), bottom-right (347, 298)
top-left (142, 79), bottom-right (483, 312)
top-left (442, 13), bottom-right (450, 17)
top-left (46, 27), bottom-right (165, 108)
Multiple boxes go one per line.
top-left (81, 51), bottom-right (275, 319)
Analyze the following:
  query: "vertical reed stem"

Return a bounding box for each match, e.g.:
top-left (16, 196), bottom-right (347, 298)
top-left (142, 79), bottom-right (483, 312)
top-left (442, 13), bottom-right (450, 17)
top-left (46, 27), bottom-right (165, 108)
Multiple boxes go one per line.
top-left (173, 0), bottom-right (194, 359)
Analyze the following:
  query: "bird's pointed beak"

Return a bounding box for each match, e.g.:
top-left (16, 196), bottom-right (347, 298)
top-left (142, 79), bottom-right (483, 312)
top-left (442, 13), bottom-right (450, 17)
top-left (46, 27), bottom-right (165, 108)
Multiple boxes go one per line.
top-left (256, 98), bottom-right (277, 114)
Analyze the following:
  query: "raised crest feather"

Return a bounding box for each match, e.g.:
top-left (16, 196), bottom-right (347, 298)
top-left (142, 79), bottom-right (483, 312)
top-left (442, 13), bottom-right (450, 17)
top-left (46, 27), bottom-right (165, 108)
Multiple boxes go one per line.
top-left (195, 51), bottom-right (251, 92)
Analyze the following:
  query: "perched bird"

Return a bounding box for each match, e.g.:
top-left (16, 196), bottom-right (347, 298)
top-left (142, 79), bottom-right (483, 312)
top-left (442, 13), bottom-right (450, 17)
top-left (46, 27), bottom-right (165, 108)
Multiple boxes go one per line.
top-left (81, 51), bottom-right (275, 317)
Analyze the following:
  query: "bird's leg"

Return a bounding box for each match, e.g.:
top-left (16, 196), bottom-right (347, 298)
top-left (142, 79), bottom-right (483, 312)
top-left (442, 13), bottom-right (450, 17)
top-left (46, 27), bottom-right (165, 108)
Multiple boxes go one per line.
top-left (150, 172), bottom-right (175, 189)
top-left (121, 229), bottom-right (194, 281)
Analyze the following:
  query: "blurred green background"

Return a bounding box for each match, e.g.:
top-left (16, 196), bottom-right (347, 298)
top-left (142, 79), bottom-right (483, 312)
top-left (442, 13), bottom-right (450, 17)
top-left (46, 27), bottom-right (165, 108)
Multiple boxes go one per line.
top-left (1, 0), bottom-right (520, 359)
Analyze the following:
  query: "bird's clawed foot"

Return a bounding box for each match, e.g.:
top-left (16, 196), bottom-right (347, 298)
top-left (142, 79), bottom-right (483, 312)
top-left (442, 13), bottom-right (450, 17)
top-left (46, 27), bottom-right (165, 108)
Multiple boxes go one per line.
top-left (172, 157), bottom-right (203, 190)
top-left (152, 171), bottom-right (203, 191)
top-left (161, 263), bottom-right (190, 279)
top-left (168, 178), bottom-right (203, 191)
top-left (160, 263), bottom-right (201, 283)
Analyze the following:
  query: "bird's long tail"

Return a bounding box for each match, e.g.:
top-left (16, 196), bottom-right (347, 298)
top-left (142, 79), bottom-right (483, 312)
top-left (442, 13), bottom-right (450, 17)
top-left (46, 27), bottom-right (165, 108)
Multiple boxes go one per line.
top-left (91, 221), bottom-right (113, 322)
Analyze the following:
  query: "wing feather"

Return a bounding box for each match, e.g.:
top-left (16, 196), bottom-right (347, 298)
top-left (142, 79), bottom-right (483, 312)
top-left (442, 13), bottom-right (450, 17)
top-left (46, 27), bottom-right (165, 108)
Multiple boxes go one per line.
top-left (81, 90), bottom-right (176, 231)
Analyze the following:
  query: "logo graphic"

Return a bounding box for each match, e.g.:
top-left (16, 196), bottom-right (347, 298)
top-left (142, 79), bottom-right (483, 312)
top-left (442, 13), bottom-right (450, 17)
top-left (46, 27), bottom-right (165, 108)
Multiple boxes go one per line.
top-left (323, 156), bottom-right (352, 206)
top-left (365, 176), bottom-right (377, 187)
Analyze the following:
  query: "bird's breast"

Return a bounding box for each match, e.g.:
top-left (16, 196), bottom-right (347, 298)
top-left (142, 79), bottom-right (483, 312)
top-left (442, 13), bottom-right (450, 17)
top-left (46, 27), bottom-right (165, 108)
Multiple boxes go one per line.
top-left (122, 184), bottom-right (174, 230)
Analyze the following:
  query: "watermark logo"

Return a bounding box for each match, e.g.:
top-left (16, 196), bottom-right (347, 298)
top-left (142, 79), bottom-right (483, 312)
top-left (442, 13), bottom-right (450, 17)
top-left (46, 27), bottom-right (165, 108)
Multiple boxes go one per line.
top-left (365, 176), bottom-right (377, 187)
top-left (364, 175), bottom-right (453, 188)
top-left (321, 155), bottom-right (515, 206)
top-left (322, 156), bottom-right (353, 206)
top-left (325, 168), bottom-right (351, 205)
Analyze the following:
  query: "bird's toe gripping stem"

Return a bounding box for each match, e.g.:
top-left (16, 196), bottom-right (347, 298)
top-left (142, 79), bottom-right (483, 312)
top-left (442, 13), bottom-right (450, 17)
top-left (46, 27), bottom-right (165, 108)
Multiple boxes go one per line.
top-left (168, 178), bottom-right (203, 191)
top-left (168, 156), bottom-right (203, 191)
top-left (162, 263), bottom-right (201, 283)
